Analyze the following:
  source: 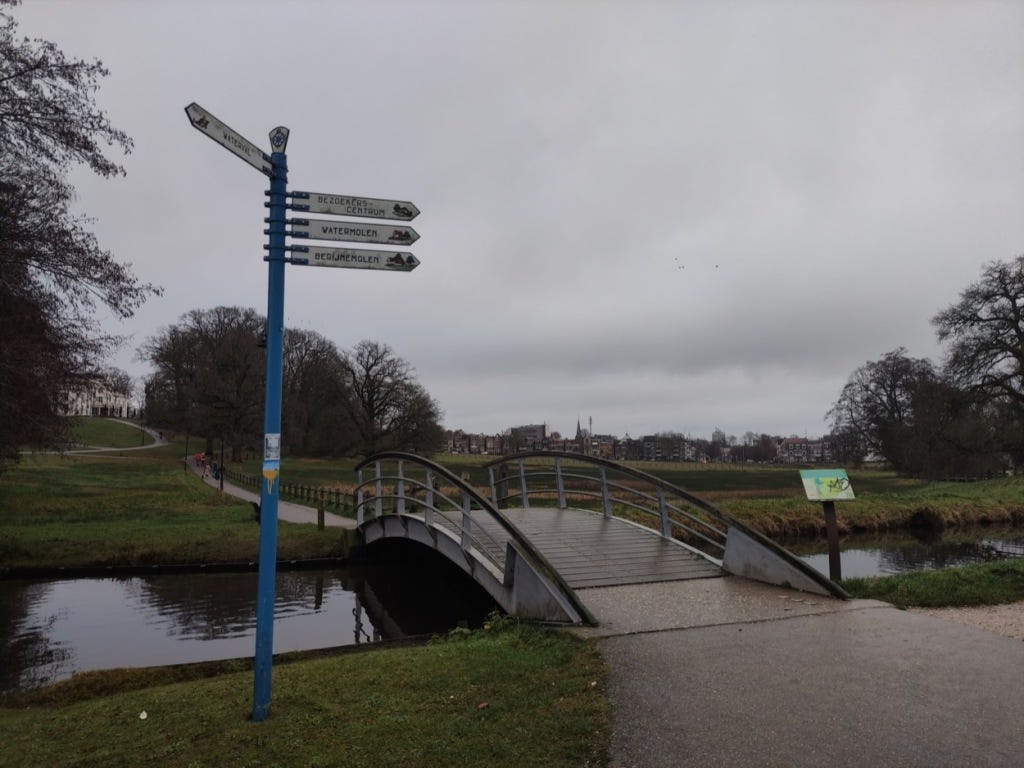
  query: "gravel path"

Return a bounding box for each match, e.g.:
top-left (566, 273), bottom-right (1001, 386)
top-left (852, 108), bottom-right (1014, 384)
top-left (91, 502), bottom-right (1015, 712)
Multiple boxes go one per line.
top-left (910, 599), bottom-right (1024, 641)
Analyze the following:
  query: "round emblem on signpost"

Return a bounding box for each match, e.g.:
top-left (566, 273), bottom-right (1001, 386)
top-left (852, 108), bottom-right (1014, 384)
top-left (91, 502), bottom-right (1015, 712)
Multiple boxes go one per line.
top-left (269, 126), bottom-right (290, 152)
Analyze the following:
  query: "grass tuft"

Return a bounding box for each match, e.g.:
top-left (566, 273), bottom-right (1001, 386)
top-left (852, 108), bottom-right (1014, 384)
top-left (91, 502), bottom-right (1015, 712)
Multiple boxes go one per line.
top-left (842, 559), bottom-right (1024, 608)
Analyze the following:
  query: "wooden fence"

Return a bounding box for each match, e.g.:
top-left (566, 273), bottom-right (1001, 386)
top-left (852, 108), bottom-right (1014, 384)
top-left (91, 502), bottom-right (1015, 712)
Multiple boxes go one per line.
top-left (223, 468), bottom-right (354, 514)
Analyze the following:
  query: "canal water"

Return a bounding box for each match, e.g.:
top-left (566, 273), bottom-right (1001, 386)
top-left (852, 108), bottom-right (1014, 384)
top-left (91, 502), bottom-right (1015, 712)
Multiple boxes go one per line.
top-left (790, 525), bottom-right (1024, 579)
top-left (5, 528), bottom-right (1023, 692)
top-left (0, 551), bottom-right (498, 693)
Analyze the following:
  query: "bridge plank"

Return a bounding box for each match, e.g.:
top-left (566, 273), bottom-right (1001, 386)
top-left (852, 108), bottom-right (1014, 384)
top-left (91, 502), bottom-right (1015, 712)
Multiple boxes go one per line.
top-left (489, 507), bottom-right (723, 589)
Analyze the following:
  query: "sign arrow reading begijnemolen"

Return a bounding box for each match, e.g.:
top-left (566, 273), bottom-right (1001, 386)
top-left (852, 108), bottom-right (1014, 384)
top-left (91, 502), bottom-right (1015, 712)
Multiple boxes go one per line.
top-left (287, 218), bottom-right (419, 245)
top-left (289, 191), bottom-right (419, 221)
top-left (289, 245), bottom-right (419, 272)
top-left (185, 102), bottom-right (273, 177)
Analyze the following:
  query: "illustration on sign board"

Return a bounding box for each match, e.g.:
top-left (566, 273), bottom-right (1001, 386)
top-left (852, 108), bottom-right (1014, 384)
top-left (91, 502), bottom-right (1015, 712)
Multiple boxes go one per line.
top-left (799, 469), bottom-right (855, 501)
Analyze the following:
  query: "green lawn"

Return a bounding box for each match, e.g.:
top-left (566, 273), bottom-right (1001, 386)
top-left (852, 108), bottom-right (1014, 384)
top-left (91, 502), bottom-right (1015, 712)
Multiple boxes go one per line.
top-left (0, 620), bottom-right (610, 768)
top-left (69, 416), bottom-right (153, 448)
top-left (0, 454), bottom-right (341, 569)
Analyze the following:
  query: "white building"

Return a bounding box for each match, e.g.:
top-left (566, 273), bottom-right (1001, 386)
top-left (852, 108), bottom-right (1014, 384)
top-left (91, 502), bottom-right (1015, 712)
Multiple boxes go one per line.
top-left (65, 384), bottom-right (137, 419)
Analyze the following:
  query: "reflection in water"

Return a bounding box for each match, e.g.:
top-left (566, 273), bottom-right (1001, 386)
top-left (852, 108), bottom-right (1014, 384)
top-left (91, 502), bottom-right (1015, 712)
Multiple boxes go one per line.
top-left (0, 556), bottom-right (498, 693)
top-left (790, 526), bottom-right (1024, 579)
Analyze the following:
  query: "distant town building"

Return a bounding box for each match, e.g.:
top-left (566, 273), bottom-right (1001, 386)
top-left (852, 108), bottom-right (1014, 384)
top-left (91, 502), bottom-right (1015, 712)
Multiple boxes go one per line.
top-left (444, 429), bottom-right (504, 455)
top-left (508, 423), bottom-right (548, 452)
top-left (775, 437), bottom-right (833, 464)
top-left (439, 421), bottom-right (834, 466)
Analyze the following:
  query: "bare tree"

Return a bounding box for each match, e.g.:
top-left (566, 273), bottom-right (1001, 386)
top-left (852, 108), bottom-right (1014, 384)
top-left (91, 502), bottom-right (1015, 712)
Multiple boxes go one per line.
top-left (0, 3), bottom-right (158, 463)
top-left (933, 255), bottom-right (1024, 464)
top-left (282, 328), bottom-right (353, 456)
top-left (934, 257), bottom-right (1024, 404)
top-left (141, 307), bottom-right (264, 461)
top-left (340, 340), bottom-right (444, 456)
top-left (826, 348), bottom-right (937, 471)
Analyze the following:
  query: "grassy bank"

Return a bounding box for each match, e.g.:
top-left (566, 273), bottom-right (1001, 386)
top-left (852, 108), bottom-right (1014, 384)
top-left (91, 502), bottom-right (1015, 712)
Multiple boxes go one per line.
top-left (0, 454), bottom-right (341, 570)
top-left (842, 559), bottom-right (1024, 609)
top-left (0, 620), bottom-right (609, 768)
top-left (69, 416), bottom-right (153, 448)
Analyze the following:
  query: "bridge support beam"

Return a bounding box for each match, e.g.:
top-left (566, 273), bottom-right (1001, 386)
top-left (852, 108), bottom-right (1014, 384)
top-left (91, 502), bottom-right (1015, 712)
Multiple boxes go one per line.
top-left (722, 527), bottom-right (834, 596)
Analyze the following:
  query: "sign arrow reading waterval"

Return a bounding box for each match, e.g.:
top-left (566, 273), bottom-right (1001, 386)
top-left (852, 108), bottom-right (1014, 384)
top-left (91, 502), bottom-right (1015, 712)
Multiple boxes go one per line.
top-left (185, 102), bottom-right (273, 177)
top-left (289, 245), bottom-right (419, 272)
top-left (288, 218), bottom-right (419, 245)
top-left (289, 191), bottom-right (419, 221)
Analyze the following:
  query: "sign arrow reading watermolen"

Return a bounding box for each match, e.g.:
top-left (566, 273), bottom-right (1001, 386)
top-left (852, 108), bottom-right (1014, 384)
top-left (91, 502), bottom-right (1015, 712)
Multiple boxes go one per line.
top-left (289, 191), bottom-right (419, 221)
top-left (289, 245), bottom-right (419, 272)
top-left (287, 218), bottom-right (419, 245)
top-left (185, 102), bottom-right (273, 177)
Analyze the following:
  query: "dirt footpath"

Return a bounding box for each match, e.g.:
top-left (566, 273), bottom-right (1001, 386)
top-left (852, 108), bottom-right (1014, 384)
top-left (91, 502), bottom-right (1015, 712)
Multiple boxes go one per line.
top-left (911, 599), bottom-right (1024, 641)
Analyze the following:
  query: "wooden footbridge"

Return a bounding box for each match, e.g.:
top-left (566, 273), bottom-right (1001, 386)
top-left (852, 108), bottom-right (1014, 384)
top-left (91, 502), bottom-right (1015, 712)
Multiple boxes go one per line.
top-left (350, 452), bottom-right (846, 625)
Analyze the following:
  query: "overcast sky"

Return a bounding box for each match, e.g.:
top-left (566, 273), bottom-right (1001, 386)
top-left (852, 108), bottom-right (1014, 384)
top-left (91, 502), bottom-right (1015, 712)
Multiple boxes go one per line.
top-left (16, 0), bottom-right (1024, 439)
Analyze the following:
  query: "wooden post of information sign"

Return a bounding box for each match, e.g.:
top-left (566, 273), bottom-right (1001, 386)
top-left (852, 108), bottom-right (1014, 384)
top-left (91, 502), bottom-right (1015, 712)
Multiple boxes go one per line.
top-left (799, 469), bottom-right (855, 582)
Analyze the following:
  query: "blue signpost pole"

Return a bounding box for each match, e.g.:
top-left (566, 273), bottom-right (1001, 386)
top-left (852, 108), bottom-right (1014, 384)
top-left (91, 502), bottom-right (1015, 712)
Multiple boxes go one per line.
top-left (252, 145), bottom-right (288, 721)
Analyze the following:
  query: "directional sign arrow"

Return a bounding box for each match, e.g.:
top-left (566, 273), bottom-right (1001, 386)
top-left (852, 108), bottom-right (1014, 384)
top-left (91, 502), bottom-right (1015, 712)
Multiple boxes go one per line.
top-left (288, 191), bottom-right (419, 221)
top-left (185, 102), bottom-right (273, 177)
top-left (289, 245), bottom-right (419, 272)
top-left (288, 218), bottom-right (419, 245)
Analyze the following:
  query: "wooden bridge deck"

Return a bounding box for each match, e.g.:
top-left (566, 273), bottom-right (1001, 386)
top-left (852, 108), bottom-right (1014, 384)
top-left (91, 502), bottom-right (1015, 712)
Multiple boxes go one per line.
top-left (477, 507), bottom-right (723, 589)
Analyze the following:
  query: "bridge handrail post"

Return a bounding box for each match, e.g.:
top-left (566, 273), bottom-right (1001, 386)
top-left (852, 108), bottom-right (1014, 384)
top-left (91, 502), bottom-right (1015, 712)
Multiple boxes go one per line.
top-left (424, 470), bottom-right (435, 527)
top-left (600, 467), bottom-right (612, 518)
top-left (555, 457), bottom-right (566, 508)
top-left (396, 460), bottom-right (405, 515)
top-left (356, 469), bottom-right (365, 525)
top-left (460, 489), bottom-right (473, 551)
top-left (488, 465), bottom-right (498, 507)
top-left (519, 459), bottom-right (530, 509)
top-left (374, 461), bottom-right (383, 518)
top-left (658, 487), bottom-right (671, 538)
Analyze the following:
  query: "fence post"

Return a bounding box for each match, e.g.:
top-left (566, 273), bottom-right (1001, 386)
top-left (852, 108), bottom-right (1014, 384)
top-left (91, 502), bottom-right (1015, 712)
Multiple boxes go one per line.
top-left (555, 457), bottom-right (566, 508)
top-left (488, 466), bottom-right (498, 507)
top-left (658, 486), bottom-right (670, 538)
top-left (519, 459), bottom-right (530, 510)
top-left (600, 467), bottom-right (611, 518)
top-left (317, 498), bottom-right (325, 530)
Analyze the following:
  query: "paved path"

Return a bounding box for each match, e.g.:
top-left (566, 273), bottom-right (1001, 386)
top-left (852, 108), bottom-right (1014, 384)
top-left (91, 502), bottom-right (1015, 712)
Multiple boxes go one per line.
top-left (572, 578), bottom-right (1024, 767)
top-left (189, 461), bottom-right (356, 530)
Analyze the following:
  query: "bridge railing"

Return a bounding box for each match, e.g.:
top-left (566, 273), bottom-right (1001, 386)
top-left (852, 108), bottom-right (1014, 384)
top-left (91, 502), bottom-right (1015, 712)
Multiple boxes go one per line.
top-left (483, 451), bottom-right (848, 599)
top-left (486, 451), bottom-right (729, 563)
top-left (353, 452), bottom-right (595, 623)
top-left (354, 455), bottom-right (505, 566)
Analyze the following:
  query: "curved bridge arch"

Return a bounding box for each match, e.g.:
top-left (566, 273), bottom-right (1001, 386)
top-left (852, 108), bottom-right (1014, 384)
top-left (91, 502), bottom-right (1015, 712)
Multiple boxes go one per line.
top-left (351, 452), bottom-right (595, 625)
top-left (484, 451), bottom-right (847, 599)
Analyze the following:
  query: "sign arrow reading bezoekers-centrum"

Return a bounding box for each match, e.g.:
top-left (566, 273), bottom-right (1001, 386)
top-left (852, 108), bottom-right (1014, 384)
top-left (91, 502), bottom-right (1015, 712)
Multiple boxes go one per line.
top-left (288, 191), bottom-right (419, 221)
top-left (289, 245), bottom-right (419, 272)
top-left (287, 218), bottom-right (419, 246)
top-left (185, 102), bottom-right (273, 177)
